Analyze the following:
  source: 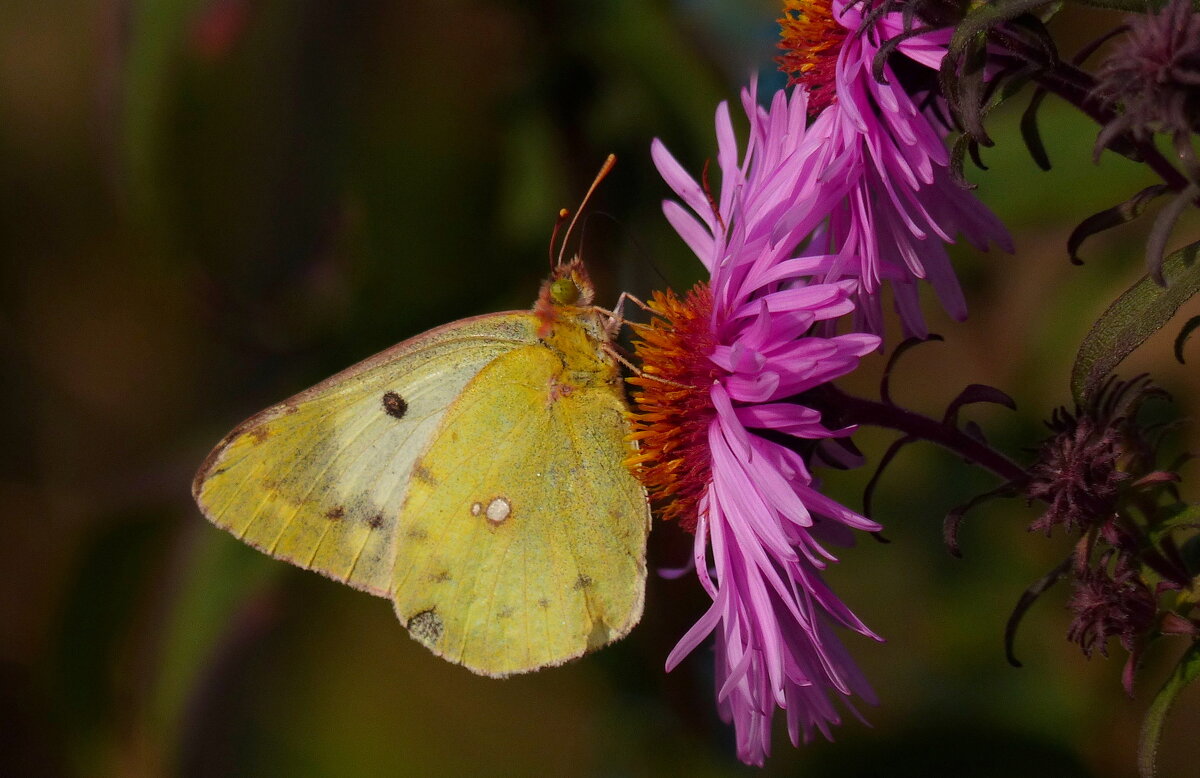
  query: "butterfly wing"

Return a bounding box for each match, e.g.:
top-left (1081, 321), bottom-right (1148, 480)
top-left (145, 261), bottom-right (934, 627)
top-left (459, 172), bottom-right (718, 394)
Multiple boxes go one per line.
top-left (390, 315), bottom-right (650, 677)
top-left (192, 312), bottom-right (538, 597)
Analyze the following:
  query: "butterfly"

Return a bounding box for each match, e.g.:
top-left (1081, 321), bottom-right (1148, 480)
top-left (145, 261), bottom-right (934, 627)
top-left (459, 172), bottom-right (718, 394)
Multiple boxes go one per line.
top-left (192, 158), bottom-right (651, 677)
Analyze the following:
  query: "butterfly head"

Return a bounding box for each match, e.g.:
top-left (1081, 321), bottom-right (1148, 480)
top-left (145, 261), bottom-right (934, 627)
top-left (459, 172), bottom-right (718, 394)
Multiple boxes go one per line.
top-left (549, 257), bottom-right (595, 305)
top-left (535, 256), bottom-right (596, 335)
top-left (549, 277), bottom-right (580, 306)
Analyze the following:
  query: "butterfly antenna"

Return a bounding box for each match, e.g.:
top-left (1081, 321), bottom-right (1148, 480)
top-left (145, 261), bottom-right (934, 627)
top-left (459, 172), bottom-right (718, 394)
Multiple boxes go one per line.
top-left (557, 153), bottom-right (617, 267)
top-left (548, 208), bottom-right (570, 271)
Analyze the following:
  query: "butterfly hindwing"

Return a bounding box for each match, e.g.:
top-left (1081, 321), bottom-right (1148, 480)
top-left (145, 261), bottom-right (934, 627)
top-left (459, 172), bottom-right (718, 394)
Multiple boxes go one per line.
top-left (193, 313), bottom-right (538, 596)
top-left (390, 321), bottom-right (649, 677)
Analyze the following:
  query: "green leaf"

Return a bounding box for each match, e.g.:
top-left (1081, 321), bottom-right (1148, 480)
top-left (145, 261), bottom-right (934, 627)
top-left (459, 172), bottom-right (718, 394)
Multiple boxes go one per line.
top-left (1146, 185), bottom-right (1200, 284)
top-left (939, 1), bottom-right (1051, 146)
top-left (1174, 315), bottom-right (1200, 364)
top-left (947, 0), bottom-right (1058, 56)
top-left (1146, 503), bottom-right (1200, 550)
top-left (1067, 185), bottom-right (1169, 265)
top-left (1179, 530), bottom-right (1200, 578)
top-left (873, 25), bottom-right (938, 85)
top-left (948, 70), bottom-right (1031, 182)
top-left (940, 31), bottom-right (990, 144)
top-left (1071, 239), bottom-right (1200, 406)
top-left (1139, 641), bottom-right (1200, 778)
top-left (1020, 88), bottom-right (1052, 171)
top-left (1005, 557), bottom-right (1072, 667)
top-left (1154, 502), bottom-right (1200, 526)
top-left (949, 132), bottom-right (975, 187)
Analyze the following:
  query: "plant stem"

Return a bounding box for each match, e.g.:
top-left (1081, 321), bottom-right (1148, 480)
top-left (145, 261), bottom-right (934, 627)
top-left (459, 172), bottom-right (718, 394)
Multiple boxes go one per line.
top-left (814, 385), bottom-right (1030, 485)
top-left (992, 32), bottom-right (1193, 194)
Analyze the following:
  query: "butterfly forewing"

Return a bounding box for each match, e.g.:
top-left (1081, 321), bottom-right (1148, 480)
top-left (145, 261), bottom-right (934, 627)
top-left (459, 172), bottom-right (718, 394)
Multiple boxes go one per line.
top-left (193, 313), bottom-right (538, 596)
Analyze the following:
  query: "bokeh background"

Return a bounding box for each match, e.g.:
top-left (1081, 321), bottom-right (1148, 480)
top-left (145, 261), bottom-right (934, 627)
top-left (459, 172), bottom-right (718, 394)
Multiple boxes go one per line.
top-left (3, 1), bottom-right (1198, 776)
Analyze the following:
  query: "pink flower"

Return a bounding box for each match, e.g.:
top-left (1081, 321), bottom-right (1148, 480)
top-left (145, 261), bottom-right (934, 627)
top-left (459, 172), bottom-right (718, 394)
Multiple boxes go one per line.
top-left (779, 0), bottom-right (1012, 336)
top-left (630, 3), bottom-right (1018, 762)
top-left (630, 84), bottom-right (882, 766)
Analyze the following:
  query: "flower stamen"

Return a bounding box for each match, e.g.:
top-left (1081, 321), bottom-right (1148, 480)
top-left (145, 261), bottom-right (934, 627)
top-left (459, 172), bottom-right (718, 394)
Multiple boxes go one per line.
top-left (777, 0), bottom-right (847, 115)
top-left (626, 284), bottom-right (717, 531)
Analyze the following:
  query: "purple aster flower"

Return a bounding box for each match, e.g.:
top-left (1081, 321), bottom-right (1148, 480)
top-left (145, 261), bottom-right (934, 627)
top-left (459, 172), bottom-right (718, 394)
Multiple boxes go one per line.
top-left (629, 84), bottom-right (882, 766)
top-left (778, 0), bottom-right (1012, 337)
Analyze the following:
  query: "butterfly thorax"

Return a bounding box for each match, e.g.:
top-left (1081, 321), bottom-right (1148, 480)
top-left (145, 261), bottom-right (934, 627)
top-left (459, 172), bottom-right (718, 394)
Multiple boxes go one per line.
top-left (534, 258), bottom-right (619, 389)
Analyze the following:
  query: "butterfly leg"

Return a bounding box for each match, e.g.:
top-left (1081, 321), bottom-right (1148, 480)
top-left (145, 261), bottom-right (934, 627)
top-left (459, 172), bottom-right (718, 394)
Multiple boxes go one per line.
top-left (595, 292), bottom-right (654, 339)
top-left (616, 291), bottom-right (653, 312)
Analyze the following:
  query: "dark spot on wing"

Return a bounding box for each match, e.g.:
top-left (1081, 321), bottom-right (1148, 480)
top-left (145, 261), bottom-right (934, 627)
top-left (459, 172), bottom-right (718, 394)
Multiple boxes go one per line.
top-left (496, 606), bottom-right (514, 619)
top-left (406, 528), bottom-right (428, 541)
top-left (573, 574), bottom-right (593, 590)
top-left (249, 425), bottom-right (271, 443)
top-left (382, 391), bottom-right (408, 419)
top-left (537, 598), bottom-right (550, 609)
top-left (408, 609), bottom-right (443, 645)
top-left (367, 513), bottom-right (385, 530)
top-left (428, 570), bottom-right (451, 583)
top-left (412, 463), bottom-right (437, 486)
top-left (325, 506), bottom-right (345, 521)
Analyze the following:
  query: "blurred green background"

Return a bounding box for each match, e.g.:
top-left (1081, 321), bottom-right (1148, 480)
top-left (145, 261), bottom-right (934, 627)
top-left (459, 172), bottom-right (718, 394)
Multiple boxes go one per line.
top-left (2, 1), bottom-right (1198, 776)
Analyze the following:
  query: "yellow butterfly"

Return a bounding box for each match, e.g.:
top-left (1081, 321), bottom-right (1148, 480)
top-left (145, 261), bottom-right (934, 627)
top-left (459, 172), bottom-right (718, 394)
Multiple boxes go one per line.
top-left (193, 162), bottom-right (650, 677)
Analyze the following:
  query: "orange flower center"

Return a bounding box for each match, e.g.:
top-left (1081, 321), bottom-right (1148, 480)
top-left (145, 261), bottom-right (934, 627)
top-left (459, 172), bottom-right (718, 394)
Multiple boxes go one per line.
top-left (776, 0), bottom-right (847, 116)
top-left (626, 284), bottom-right (718, 532)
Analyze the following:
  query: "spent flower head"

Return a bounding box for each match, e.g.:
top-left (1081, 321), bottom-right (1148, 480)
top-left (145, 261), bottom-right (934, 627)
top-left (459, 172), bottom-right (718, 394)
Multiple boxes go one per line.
top-left (1026, 409), bottom-right (1128, 536)
top-left (1015, 376), bottom-right (1193, 697)
top-left (1026, 376), bottom-right (1167, 537)
top-left (1093, 0), bottom-right (1200, 164)
top-left (1067, 550), bottom-right (1157, 663)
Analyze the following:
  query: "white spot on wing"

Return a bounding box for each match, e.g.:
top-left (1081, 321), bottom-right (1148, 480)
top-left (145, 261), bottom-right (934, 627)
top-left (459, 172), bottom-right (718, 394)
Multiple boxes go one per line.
top-left (470, 502), bottom-right (483, 516)
top-left (485, 497), bottom-right (511, 524)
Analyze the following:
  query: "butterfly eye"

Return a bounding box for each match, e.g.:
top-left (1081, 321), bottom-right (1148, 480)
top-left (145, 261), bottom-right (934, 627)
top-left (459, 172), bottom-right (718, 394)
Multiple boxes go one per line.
top-left (550, 278), bottom-right (581, 305)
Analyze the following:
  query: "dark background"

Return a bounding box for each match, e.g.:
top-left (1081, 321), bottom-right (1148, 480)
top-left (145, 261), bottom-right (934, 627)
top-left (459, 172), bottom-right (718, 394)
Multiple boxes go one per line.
top-left (2, 1), bottom-right (1198, 775)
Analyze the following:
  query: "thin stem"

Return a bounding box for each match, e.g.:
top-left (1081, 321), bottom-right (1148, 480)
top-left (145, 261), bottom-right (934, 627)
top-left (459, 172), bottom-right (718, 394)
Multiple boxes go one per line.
top-left (1035, 66), bottom-right (1189, 192)
top-left (814, 385), bottom-right (1029, 485)
top-left (991, 34), bottom-right (1192, 194)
